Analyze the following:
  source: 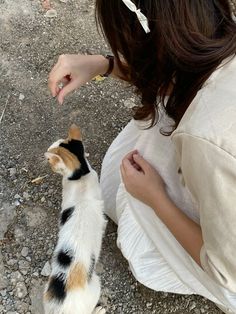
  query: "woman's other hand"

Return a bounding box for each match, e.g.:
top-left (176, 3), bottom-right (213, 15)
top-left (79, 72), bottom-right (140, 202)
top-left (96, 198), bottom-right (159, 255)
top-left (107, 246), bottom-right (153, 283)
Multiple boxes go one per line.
top-left (48, 54), bottom-right (108, 104)
top-left (120, 151), bottom-right (167, 209)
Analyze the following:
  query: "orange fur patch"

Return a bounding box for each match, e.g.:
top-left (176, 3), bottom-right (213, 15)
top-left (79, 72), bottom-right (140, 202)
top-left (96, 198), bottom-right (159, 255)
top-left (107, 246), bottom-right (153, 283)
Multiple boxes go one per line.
top-left (68, 124), bottom-right (82, 141)
top-left (44, 290), bottom-right (52, 302)
top-left (50, 155), bottom-right (60, 167)
top-left (66, 263), bottom-right (87, 291)
top-left (49, 147), bottom-right (80, 171)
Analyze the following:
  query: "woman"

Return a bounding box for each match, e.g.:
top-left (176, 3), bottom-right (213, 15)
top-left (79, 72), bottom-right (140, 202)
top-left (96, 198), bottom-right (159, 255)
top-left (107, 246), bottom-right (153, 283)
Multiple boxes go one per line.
top-left (48, 1), bottom-right (236, 312)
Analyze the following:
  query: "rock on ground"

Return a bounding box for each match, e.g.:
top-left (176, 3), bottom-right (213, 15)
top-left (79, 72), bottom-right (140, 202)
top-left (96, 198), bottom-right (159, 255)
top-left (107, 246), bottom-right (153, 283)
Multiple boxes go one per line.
top-left (0, 202), bottom-right (16, 240)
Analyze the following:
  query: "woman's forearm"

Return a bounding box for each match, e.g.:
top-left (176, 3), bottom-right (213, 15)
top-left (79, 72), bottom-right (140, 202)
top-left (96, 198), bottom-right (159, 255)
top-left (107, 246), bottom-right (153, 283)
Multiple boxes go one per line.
top-left (153, 195), bottom-right (203, 266)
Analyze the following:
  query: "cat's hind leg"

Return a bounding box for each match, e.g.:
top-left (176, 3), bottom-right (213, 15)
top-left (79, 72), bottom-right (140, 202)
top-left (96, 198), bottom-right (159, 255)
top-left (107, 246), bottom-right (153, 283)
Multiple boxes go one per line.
top-left (87, 273), bottom-right (106, 314)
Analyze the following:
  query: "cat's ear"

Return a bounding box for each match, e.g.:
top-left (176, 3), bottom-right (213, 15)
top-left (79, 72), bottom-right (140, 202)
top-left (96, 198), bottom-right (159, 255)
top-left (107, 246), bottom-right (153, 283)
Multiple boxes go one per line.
top-left (44, 148), bottom-right (67, 175)
top-left (68, 124), bottom-right (82, 141)
top-left (45, 147), bottom-right (81, 177)
top-left (44, 152), bottom-right (62, 170)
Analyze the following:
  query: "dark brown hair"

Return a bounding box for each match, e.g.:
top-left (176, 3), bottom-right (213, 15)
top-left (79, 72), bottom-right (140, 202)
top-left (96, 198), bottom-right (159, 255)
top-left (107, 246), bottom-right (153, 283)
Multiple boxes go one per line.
top-left (96, 0), bottom-right (236, 133)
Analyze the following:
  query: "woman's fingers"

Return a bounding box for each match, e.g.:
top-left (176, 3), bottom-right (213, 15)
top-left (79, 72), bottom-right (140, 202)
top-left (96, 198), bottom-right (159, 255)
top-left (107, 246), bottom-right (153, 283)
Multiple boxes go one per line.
top-left (123, 150), bottom-right (138, 162)
top-left (48, 70), bottom-right (69, 98)
top-left (122, 150), bottom-right (142, 172)
top-left (49, 54), bottom-right (105, 102)
top-left (133, 153), bottom-right (150, 172)
top-left (48, 61), bottom-right (62, 96)
top-left (57, 79), bottom-right (81, 105)
top-left (48, 57), bottom-right (72, 97)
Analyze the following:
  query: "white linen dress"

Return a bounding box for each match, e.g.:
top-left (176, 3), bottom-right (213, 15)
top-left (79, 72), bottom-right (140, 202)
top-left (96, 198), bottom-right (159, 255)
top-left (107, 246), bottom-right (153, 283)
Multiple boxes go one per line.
top-left (100, 56), bottom-right (236, 314)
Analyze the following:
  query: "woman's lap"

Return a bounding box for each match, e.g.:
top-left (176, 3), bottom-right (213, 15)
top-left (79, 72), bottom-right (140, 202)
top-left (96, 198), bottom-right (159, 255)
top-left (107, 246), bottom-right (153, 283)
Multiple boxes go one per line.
top-left (100, 119), bottom-right (236, 313)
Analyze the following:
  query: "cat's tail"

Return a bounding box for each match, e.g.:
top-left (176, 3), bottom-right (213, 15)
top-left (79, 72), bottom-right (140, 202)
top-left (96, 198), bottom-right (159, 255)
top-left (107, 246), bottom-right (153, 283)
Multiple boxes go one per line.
top-left (44, 266), bottom-right (101, 314)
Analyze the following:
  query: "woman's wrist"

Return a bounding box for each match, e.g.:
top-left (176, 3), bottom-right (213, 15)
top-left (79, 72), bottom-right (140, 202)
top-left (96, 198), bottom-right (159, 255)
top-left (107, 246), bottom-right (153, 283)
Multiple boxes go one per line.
top-left (101, 55), bottom-right (114, 77)
top-left (92, 54), bottom-right (125, 79)
top-left (151, 191), bottom-right (180, 221)
top-left (148, 188), bottom-right (170, 211)
top-left (92, 55), bottom-right (111, 77)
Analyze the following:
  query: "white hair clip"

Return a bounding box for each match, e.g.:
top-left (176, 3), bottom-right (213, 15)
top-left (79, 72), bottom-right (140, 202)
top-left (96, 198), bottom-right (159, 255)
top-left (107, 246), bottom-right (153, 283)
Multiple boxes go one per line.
top-left (121, 0), bottom-right (150, 33)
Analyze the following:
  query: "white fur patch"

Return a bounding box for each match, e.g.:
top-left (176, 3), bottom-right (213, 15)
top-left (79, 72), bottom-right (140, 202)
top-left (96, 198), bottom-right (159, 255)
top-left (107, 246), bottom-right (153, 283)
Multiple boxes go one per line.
top-left (48, 139), bottom-right (65, 150)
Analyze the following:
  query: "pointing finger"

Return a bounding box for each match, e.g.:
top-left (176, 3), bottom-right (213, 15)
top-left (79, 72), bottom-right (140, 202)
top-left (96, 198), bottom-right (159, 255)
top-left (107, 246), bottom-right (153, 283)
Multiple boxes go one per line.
top-left (57, 79), bottom-right (81, 105)
top-left (48, 66), bottom-right (70, 97)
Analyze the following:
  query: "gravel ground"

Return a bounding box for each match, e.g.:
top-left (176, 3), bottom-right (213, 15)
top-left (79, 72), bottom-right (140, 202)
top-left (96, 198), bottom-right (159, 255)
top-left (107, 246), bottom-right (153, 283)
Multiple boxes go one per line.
top-left (0, 0), bottom-right (227, 313)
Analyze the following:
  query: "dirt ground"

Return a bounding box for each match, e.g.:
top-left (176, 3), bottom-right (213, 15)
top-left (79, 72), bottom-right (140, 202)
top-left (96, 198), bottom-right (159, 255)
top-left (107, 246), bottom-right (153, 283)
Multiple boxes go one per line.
top-left (0, 0), bottom-right (225, 313)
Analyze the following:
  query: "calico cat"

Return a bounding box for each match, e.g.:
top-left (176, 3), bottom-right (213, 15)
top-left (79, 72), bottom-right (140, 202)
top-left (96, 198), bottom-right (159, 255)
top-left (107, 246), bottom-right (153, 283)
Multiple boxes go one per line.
top-left (44, 124), bottom-right (106, 314)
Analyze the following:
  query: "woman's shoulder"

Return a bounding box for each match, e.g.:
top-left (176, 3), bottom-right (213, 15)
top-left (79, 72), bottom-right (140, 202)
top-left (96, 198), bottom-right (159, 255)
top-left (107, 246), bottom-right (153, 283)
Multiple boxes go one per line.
top-left (172, 55), bottom-right (236, 156)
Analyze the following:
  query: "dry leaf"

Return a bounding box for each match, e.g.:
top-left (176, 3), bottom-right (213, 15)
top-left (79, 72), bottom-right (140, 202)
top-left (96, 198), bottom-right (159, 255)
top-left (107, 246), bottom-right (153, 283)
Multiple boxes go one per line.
top-left (93, 75), bottom-right (106, 82)
top-left (31, 175), bottom-right (48, 184)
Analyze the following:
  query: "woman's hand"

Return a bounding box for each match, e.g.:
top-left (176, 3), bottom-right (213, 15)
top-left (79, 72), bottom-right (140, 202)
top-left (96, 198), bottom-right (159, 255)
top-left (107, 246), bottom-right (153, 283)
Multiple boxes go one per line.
top-left (48, 54), bottom-right (108, 104)
top-left (121, 151), bottom-right (203, 266)
top-left (120, 151), bottom-right (168, 208)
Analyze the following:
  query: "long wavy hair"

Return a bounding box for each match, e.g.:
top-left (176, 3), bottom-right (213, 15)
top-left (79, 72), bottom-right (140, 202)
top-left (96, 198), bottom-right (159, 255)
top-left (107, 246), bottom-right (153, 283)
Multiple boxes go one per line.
top-left (96, 0), bottom-right (236, 133)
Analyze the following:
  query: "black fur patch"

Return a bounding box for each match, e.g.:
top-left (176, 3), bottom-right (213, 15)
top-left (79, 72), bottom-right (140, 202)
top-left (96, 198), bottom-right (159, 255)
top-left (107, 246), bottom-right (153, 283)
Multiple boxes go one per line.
top-left (60, 207), bottom-right (74, 225)
top-left (47, 273), bottom-right (66, 302)
top-left (88, 254), bottom-right (96, 281)
top-left (68, 168), bottom-right (85, 181)
top-left (57, 250), bottom-right (73, 267)
top-left (59, 140), bottom-right (90, 180)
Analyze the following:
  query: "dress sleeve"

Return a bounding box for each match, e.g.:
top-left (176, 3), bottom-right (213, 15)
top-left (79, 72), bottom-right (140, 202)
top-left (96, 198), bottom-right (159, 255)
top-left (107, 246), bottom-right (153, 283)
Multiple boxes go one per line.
top-left (173, 133), bottom-right (236, 292)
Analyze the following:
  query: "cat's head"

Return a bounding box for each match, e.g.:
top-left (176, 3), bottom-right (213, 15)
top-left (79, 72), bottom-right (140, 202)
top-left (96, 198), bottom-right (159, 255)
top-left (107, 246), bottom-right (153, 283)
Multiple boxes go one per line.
top-left (45, 124), bottom-right (90, 180)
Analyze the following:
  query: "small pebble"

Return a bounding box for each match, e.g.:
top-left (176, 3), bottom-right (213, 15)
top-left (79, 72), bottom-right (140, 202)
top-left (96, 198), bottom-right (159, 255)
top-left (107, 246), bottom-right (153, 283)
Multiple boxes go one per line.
top-left (23, 192), bottom-right (30, 200)
top-left (21, 247), bottom-right (29, 257)
top-left (7, 259), bottom-right (17, 266)
top-left (46, 248), bottom-right (53, 256)
top-left (14, 227), bottom-right (24, 239)
top-left (123, 98), bottom-right (136, 109)
top-left (11, 271), bottom-right (24, 286)
top-left (0, 290), bottom-right (6, 297)
top-left (41, 197), bottom-right (45, 203)
top-left (41, 261), bottom-right (51, 277)
top-left (189, 302), bottom-right (197, 310)
top-left (45, 9), bottom-right (57, 18)
top-left (15, 282), bottom-right (28, 299)
top-left (146, 302), bottom-right (152, 309)
top-left (19, 93), bottom-right (25, 101)
top-left (8, 168), bottom-right (16, 176)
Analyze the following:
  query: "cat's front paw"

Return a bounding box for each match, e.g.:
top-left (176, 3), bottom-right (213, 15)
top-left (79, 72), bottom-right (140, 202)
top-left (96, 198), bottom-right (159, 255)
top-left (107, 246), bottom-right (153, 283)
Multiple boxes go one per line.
top-left (93, 306), bottom-right (106, 314)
